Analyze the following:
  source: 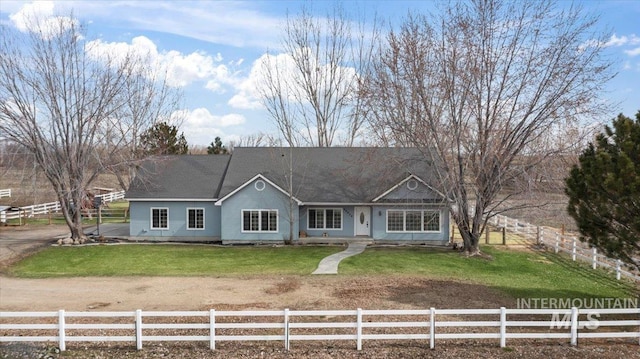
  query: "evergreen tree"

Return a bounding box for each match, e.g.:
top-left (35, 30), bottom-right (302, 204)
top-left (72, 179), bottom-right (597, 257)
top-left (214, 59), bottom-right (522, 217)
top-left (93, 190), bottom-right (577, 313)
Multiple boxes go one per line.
top-left (140, 121), bottom-right (188, 155)
top-left (207, 136), bottom-right (228, 154)
top-left (565, 111), bottom-right (640, 268)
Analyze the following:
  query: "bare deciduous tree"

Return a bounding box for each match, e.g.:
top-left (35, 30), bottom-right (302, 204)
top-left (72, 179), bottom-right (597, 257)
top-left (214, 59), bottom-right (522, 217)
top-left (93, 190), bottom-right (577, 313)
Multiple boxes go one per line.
top-left (364, 0), bottom-right (613, 255)
top-left (258, 4), bottom-right (379, 146)
top-left (0, 14), bottom-right (181, 243)
top-left (105, 57), bottom-right (183, 190)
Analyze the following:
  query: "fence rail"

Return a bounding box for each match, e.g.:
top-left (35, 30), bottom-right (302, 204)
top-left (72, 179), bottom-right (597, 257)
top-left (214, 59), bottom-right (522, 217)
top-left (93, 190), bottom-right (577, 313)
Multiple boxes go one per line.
top-left (0, 189), bottom-right (10, 198)
top-left (0, 190), bottom-right (125, 222)
top-left (1, 308), bottom-right (638, 351)
top-left (489, 214), bottom-right (640, 282)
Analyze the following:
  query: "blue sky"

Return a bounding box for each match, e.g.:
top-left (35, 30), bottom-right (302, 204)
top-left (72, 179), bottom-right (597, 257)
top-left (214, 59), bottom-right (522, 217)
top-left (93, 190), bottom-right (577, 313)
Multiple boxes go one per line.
top-left (1, 0), bottom-right (638, 146)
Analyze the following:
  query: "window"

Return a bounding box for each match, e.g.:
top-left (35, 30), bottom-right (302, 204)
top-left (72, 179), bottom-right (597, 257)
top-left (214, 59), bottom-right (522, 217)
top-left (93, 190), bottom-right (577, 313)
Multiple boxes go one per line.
top-left (387, 211), bottom-right (404, 231)
top-left (187, 208), bottom-right (204, 230)
top-left (423, 211), bottom-right (440, 231)
top-left (308, 208), bottom-right (342, 230)
top-left (242, 210), bottom-right (278, 232)
top-left (151, 208), bottom-right (168, 229)
top-left (386, 210), bottom-right (440, 232)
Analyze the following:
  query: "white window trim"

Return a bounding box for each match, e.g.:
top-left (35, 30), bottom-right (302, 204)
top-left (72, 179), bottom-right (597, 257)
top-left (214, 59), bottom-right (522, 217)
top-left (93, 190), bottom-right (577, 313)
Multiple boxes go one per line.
top-left (186, 207), bottom-right (205, 230)
top-left (308, 208), bottom-right (343, 230)
top-left (150, 207), bottom-right (169, 230)
top-left (386, 209), bottom-right (441, 233)
top-left (241, 209), bottom-right (279, 233)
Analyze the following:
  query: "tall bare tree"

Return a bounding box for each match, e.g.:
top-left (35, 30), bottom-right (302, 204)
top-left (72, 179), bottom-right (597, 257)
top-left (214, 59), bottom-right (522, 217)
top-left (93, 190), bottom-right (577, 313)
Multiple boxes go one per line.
top-left (364, 0), bottom-right (613, 255)
top-left (258, 4), bottom-right (379, 146)
top-left (0, 14), bottom-right (180, 243)
top-left (105, 57), bottom-right (183, 190)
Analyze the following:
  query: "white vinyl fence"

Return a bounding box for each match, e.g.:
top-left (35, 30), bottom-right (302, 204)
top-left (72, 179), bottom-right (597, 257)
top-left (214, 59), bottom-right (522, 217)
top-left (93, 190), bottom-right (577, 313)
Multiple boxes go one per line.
top-left (489, 214), bottom-right (640, 282)
top-left (0, 189), bottom-right (10, 198)
top-left (0, 190), bottom-right (125, 223)
top-left (1, 308), bottom-right (638, 351)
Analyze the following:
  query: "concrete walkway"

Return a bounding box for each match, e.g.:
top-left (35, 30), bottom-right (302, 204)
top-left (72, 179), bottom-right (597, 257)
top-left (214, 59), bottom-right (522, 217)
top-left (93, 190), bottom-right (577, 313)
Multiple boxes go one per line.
top-left (312, 242), bottom-right (368, 275)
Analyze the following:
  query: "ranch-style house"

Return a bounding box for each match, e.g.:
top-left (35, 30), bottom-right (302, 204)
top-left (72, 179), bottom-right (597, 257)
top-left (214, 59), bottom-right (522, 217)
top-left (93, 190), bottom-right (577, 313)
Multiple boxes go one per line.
top-left (126, 147), bottom-right (450, 244)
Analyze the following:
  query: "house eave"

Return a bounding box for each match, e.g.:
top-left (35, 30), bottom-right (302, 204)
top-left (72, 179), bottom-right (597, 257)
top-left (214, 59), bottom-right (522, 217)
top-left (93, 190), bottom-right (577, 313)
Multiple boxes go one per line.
top-left (126, 198), bottom-right (217, 202)
top-left (301, 202), bottom-right (447, 206)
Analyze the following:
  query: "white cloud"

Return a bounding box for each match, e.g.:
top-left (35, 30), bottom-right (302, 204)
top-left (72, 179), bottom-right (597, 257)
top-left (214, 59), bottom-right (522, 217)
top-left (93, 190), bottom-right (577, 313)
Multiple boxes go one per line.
top-left (85, 36), bottom-right (241, 90)
top-left (9, 1), bottom-right (78, 39)
top-left (174, 108), bottom-right (246, 146)
top-left (624, 47), bottom-right (640, 57)
top-left (604, 34), bottom-right (640, 47)
top-left (182, 108), bottom-right (246, 127)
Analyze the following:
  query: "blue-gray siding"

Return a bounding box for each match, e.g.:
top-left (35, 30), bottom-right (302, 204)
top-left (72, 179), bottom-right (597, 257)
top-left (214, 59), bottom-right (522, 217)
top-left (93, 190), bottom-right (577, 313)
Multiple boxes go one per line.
top-left (297, 205), bottom-right (449, 242)
top-left (219, 178), bottom-right (298, 242)
top-left (299, 206), bottom-right (356, 237)
top-left (129, 201), bottom-right (220, 240)
top-left (372, 205), bottom-right (449, 241)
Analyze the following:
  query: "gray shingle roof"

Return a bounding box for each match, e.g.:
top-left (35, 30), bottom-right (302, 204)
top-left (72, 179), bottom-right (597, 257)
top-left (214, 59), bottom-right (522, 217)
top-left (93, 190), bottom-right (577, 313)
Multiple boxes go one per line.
top-left (126, 148), bottom-right (441, 203)
top-left (126, 155), bottom-right (230, 199)
top-left (220, 147), bottom-right (438, 203)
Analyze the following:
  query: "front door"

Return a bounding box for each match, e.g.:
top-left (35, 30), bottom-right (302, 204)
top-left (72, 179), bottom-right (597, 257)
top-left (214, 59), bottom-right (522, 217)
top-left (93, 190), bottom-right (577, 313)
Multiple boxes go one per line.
top-left (354, 207), bottom-right (370, 236)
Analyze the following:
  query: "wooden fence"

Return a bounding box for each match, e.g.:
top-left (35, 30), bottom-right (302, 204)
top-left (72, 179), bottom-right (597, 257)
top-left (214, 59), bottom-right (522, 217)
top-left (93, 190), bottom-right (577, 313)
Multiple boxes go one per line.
top-left (0, 189), bottom-right (10, 198)
top-left (1, 307), bottom-right (638, 351)
top-left (0, 190), bottom-right (125, 223)
top-left (488, 214), bottom-right (640, 282)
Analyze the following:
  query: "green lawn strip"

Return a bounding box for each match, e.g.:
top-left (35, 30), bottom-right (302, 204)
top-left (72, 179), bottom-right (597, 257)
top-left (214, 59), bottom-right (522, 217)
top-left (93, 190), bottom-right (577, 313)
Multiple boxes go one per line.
top-left (339, 246), bottom-right (637, 299)
top-left (9, 245), bottom-right (342, 277)
top-left (9, 244), bottom-right (636, 301)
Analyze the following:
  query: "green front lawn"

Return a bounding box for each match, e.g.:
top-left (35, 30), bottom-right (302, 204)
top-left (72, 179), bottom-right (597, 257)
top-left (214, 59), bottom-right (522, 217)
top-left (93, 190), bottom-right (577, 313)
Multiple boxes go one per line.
top-left (8, 245), bottom-right (342, 277)
top-left (7, 244), bottom-right (636, 300)
top-left (340, 246), bottom-right (637, 299)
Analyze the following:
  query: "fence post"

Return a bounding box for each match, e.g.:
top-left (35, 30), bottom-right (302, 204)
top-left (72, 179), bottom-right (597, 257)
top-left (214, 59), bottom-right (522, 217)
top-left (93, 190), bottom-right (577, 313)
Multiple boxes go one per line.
top-left (284, 308), bottom-right (290, 351)
top-left (536, 226), bottom-right (541, 245)
top-left (616, 260), bottom-right (621, 280)
top-left (592, 248), bottom-right (597, 270)
top-left (209, 309), bottom-right (215, 350)
top-left (555, 234), bottom-right (559, 254)
top-left (356, 308), bottom-right (363, 350)
top-left (514, 219), bottom-right (519, 233)
top-left (570, 307), bottom-right (578, 346)
top-left (58, 309), bottom-right (66, 351)
top-left (500, 307), bottom-right (506, 348)
top-left (136, 309), bottom-right (143, 350)
top-left (572, 238), bottom-right (577, 261)
top-left (502, 227), bottom-right (506, 245)
top-left (429, 307), bottom-right (436, 349)
top-left (485, 227), bottom-right (490, 244)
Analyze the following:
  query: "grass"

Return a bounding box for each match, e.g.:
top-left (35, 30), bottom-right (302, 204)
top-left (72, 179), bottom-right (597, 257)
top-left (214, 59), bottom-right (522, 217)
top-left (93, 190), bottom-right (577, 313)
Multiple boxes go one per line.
top-left (8, 245), bottom-right (342, 277)
top-left (7, 243), bottom-right (637, 300)
top-left (339, 246), bottom-right (637, 299)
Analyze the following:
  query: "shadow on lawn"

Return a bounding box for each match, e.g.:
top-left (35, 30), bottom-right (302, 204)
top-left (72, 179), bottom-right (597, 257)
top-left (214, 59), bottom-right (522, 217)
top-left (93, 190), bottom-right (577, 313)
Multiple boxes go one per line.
top-left (496, 250), bottom-right (639, 301)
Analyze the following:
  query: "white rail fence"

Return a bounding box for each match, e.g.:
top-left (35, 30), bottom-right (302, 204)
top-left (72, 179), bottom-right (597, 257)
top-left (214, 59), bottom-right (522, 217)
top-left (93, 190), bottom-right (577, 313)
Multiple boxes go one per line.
top-left (0, 190), bottom-right (125, 223)
top-left (0, 189), bottom-right (10, 198)
top-left (1, 308), bottom-right (638, 351)
top-left (489, 214), bottom-right (640, 282)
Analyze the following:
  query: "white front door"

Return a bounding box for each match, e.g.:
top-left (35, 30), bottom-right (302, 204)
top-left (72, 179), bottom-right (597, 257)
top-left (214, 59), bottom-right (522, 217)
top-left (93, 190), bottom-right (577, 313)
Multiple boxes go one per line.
top-left (354, 207), bottom-right (371, 236)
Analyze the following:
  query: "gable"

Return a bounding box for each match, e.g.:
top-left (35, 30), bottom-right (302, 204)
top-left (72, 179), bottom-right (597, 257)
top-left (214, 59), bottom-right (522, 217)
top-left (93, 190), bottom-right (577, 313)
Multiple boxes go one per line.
top-left (373, 175), bottom-right (446, 203)
top-left (220, 147), bottom-right (438, 203)
top-left (215, 174), bottom-right (301, 206)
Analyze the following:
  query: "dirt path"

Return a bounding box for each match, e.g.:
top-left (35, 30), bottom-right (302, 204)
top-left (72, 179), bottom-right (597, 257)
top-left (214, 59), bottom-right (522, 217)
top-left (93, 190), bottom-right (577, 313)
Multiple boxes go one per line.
top-left (0, 275), bottom-right (514, 312)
